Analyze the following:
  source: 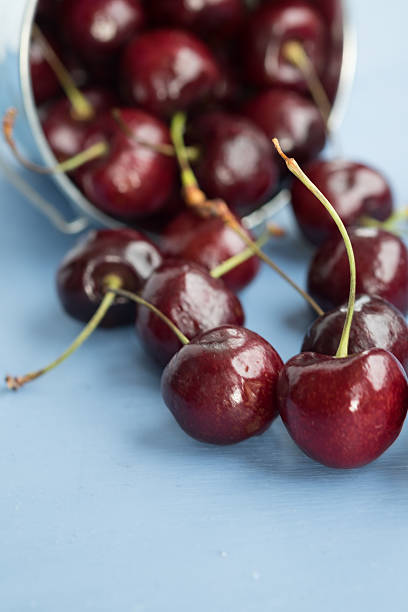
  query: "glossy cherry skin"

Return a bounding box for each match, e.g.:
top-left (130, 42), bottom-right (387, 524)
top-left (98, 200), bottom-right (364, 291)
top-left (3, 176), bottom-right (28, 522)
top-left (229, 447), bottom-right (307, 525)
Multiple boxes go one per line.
top-left (120, 29), bottom-right (220, 118)
top-left (162, 325), bottom-right (284, 445)
top-left (148, 0), bottom-right (246, 37)
top-left (36, 0), bottom-right (62, 25)
top-left (243, 89), bottom-right (326, 164)
top-left (302, 295), bottom-right (408, 373)
top-left (244, 1), bottom-right (327, 91)
top-left (191, 112), bottom-right (279, 212)
top-left (57, 229), bottom-right (162, 328)
top-left (76, 108), bottom-right (177, 220)
top-left (36, 0), bottom-right (56, 17)
top-left (308, 228), bottom-right (408, 315)
top-left (41, 88), bottom-right (115, 161)
top-left (30, 32), bottom-right (60, 105)
top-left (206, 44), bottom-right (242, 108)
top-left (135, 260), bottom-right (245, 365)
top-left (291, 160), bottom-right (394, 245)
top-left (62, 0), bottom-right (145, 64)
top-left (277, 349), bottom-right (408, 469)
top-left (160, 210), bottom-right (260, 293)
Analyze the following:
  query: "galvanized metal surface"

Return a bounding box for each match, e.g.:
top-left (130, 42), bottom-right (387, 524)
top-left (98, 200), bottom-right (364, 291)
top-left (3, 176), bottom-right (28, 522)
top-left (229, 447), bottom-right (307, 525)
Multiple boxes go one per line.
top-left (0, 0), bottom-right (356, 233)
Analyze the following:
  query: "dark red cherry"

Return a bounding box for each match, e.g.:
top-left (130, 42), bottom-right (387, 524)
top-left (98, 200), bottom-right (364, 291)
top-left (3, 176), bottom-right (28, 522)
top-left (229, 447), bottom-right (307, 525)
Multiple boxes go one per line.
top-left (148, 0), bottom-right (246, 37)
top-left (76, 108), bottom-right (178, 220)
top-left (120, 29), bottom-right (221, 118)
top-left (62, 0), bottom-right (145, 64)
top-left (57, 229), bottom-right (162, 328)
top-left (243, 89), bottom-right (326, 164)
top-left (135, 193), bottom-right (186, 235)
top-left (160, 210), bottom-right (260, 292)
top-left (162, 325), bottom-right (284, 444)
top-left (308, 227), bottom-right (408, 315)
top-left (41, 88), bottom-right (115, 161)
top-left (278, 349), bottom-right (408, 468)
top-left (135, 260), bottom-right (245, 365)
top-left (36, 0), bottom-right (62, 25)
top-left (244, 1), bottom-right (327, 91)
top-left (30, 32), bottom-right (60, 105)
top-left (191, 111), bottom-right (279, 212)
top-left (291, 159), bottom-right (394, 246)
top-left (302, 295), bottom-right (408, 373)
top-left (206, 44), bottom-right (242, 108)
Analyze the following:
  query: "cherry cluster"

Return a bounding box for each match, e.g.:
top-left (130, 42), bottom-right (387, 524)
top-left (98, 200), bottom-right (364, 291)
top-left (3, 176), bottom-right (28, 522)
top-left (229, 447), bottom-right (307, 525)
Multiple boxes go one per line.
top-left (30, 0), bottom-right (338, 224)
top-left (7, 0), bottom-right (408, 471)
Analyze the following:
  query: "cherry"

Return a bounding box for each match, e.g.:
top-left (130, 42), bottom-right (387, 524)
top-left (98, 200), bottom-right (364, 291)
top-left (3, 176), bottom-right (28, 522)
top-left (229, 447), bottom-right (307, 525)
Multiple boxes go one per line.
top-left (135, 260), bottom-right (245, 365)
top-left (30, 30), bottom-right (60, 104)
top-left (57, 229), bottom-right (162, 327)
top-left (170, 112), bottom-right (324, 317)
top-left (308, 227), bottom-right (408, 315)
top-left (36, 0), bottom-right (62, 25)
top-left (302, 295), bottom-right (408, 374)
top-left (160, 210), bottom-right (260, 292)
top-left (161, 325), bottom-right (284, 444)
top-left (61, 0), bottom-right (145, 64)
top-left (190, 111), bottom-right (279, 212)
top-left (120, 29), bottom-right (220, 118)
top-left (278, 349), bottom-right (408, 468)
top-left (135, 193), bottom-right (186, 235)
top-left (243, 89), bottom-right (326, 164)
top-left (148, 0), bottom-right (246, 37)
top-left (76, 108), bottom-right (178, 220)
top-left (41, 88), bottom-right (116, 161)
top-left (291, 160), bottom-right (394, 245)
top-left (206, 44), bottom-right (242, 108)
top-left (273, 139), bottom-right (408, 470)
top-left (244, 0), bottom-right (327, 92)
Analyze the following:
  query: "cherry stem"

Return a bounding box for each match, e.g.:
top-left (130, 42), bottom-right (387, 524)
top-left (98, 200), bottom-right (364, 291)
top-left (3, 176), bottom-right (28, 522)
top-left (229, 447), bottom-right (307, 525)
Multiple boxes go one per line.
top-left (361, 207), bottom-right (408, 234)
top-left (112, 109), bottom-right (200, 161)
top-left (282, 40), bottom-right (332, 128)
top-left (32, 24), bottom-right (94, 121)
top-left (273, 138), bottom-right (356, 359)
top-left (110, 288), bottom-right (190, 346)
top-left (210, 230), bottom-right (270, 279)
top-left (3, 108), bottom-right (108, 174)
top-left (6, 275), bottom-right (123, 391)
top-left (170, 112), bottom-right (199, 188)
top-left (170, 112), bottom-right (324, 317)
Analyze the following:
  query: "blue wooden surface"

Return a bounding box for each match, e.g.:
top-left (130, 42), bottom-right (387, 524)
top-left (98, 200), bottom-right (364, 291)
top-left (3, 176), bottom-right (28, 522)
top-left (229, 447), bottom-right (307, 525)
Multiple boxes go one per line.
top-left (1, 2), bottom-right (408, 610)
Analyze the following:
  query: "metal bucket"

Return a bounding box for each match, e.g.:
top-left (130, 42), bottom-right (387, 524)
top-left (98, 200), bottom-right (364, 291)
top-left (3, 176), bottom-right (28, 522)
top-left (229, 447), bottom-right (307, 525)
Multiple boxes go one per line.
top-left (0, 0), bottom-right (357, 234)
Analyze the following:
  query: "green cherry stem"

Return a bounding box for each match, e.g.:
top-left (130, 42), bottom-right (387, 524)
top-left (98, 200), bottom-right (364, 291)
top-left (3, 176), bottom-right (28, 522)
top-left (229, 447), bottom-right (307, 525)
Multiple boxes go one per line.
top-left (170, 112), bottom-right (324, 317)
top-left (360, 206), bottom-right (408, 235)
top-left (3, 108), bottom-right (108, 174)
top-left (6, 275), bottom-right (123, 390)
top-left (110, 288), bottom-right (190, 346)
top-left (210, 231), bottom-right (270, 279)
top-left (273, 138), bottom-right (356, 359)
top-left (282, 40), bottom-right (332, 128)
top-left (170, 112), bottom-right (199, 188)
top-left (112, 109), bottom-right (200, 161)
top-left (32, 24), bottom-right (94, 121)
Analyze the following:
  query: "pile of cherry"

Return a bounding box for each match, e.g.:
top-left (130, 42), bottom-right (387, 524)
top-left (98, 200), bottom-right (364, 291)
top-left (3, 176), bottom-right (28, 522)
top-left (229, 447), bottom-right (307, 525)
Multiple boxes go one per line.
top-left (8, 0), bottom-right (408, 470)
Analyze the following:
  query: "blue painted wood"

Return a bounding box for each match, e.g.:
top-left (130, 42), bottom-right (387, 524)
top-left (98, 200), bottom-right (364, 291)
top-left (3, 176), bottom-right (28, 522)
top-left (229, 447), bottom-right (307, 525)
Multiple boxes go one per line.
top-left (1, 2), bottom-right (407, 610)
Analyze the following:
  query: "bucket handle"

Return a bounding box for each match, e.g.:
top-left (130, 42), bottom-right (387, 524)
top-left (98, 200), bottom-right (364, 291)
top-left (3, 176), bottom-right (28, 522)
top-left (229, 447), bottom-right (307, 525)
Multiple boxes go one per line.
top-left (0, 156), bottom-right (88, 234)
